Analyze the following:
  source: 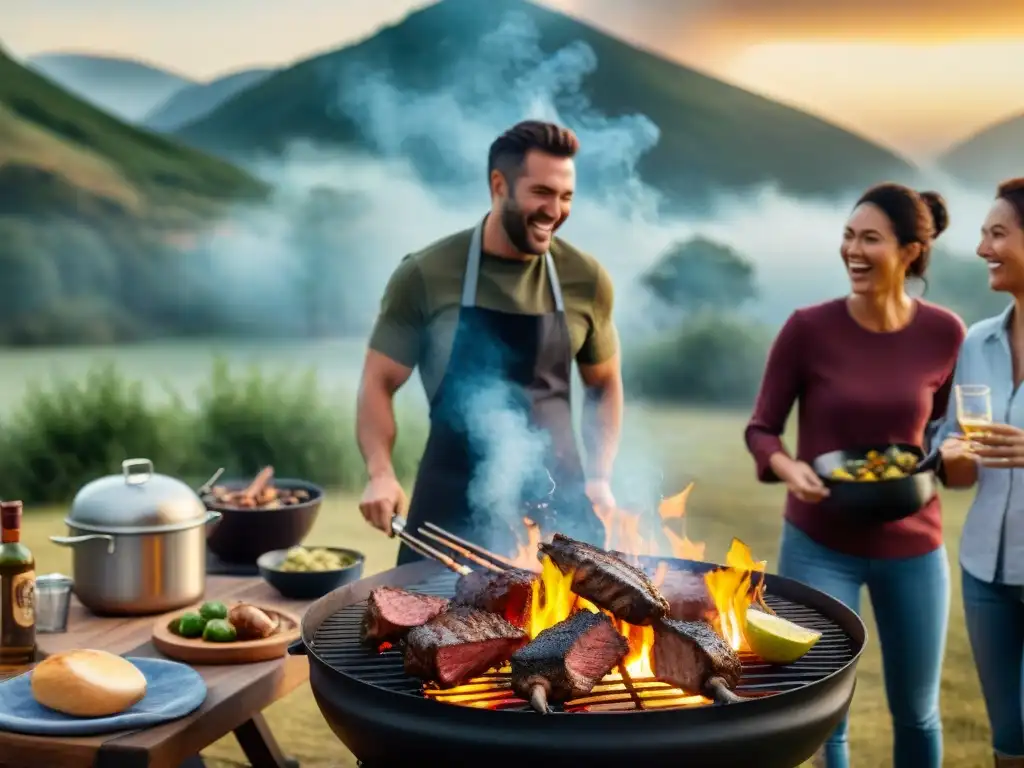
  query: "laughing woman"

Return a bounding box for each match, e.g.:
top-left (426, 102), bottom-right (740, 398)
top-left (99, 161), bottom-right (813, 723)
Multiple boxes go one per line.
top-left (744, 183), bottom-right (965, 768)
top-left (938, 178), bottom-right (1024, 768)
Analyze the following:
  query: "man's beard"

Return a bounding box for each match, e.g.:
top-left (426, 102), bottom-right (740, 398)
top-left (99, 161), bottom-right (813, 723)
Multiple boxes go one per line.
top-left (500, 198), bottom-right (556, 256)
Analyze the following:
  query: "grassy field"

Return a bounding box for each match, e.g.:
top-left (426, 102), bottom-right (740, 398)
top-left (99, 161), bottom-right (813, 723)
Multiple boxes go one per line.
top-left (21, 408), bottom-right (992, 767)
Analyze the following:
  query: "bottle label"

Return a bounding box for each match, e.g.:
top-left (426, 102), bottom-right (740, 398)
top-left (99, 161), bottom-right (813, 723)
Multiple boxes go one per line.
top-left (11, 571), bottom-right (35, 628)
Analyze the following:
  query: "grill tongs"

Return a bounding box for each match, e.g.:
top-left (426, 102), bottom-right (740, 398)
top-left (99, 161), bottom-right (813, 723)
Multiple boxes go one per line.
top-left (391, 516), bottom-right (512, 575)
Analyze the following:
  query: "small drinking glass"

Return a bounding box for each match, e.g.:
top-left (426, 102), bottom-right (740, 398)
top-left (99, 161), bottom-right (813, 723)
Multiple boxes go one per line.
top-left (34, 574), bottom-right (73, 633)
top-left (955, 384), bottom-right (993, 439)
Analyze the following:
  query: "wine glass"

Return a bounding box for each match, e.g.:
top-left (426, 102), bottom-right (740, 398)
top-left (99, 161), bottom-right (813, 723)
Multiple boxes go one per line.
top-left (955, 384), bottom-right (993, 439)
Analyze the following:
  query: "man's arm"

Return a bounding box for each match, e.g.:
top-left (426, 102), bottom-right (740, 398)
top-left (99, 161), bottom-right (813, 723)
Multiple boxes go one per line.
top-left (357, 350), bottom-right (415, 480)
top-left (577, 265), bottom-right (622, 485)
top-left (579, 352), bottom-right (623, 482)
top-left (356, 256), bottom-right (423, 482)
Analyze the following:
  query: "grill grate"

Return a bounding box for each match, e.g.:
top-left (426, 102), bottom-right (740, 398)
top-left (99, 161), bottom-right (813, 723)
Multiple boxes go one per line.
top-left (312, 571), bottom-right (856, 714)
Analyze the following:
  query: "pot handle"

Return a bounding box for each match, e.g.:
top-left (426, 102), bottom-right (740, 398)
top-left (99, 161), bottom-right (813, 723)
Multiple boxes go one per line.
top-left (50, 534), bottom-right (116, 555)
top-left (204, 510), bottom-right (223, 525)
top-left (122, 458), bottom-right (154, 486)
top-left (288, 638), bottom-right (308, 656)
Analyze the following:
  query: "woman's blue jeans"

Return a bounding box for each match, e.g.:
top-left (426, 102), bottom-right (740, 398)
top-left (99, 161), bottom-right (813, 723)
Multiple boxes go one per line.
top-left (962, 568), bottom-right (1024, 758)
top-left (777, 522), bottom-right (949, 768)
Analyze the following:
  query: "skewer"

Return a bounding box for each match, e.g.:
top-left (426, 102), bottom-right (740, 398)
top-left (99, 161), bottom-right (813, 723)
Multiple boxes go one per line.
top-left (417, 529), bottom-right (505, 573)
top-left (617, 664), bottom-right (646, 711)
top-left (392, 518), bottom-right (471, 576)
top-left (421, 521), bottom-right (516, 570)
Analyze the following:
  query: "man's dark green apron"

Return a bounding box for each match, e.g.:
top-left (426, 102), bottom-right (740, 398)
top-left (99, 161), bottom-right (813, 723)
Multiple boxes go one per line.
top-left (397, 217), bottom-right (603, 565)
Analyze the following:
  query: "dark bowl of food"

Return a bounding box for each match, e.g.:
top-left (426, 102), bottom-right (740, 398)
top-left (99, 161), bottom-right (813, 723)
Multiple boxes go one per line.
top-left (812, 443), bottom-right (938, 523)
top-left (203, 470), bottom-right (324, 564)
top-left (257, 546), bottom-right (365, 599)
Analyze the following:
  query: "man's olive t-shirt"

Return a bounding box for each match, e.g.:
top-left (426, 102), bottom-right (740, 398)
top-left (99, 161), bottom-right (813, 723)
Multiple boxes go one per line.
top-left (369, 227), bottom-right (618, 402)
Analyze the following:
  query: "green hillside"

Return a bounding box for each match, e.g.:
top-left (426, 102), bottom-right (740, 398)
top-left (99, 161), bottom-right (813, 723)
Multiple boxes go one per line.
top-left (0, 47), bottom-right (269, 345)
top-left (1, 48), bottom-right (266, 216)
top-left (176, 0), bottom-right (916, 206)
top-left (939, 112), bottom-right (1024, 190)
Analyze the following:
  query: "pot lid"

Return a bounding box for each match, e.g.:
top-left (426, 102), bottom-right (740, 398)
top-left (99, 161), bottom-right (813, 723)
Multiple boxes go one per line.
top-left (67, 459), bottom-right (207, 532)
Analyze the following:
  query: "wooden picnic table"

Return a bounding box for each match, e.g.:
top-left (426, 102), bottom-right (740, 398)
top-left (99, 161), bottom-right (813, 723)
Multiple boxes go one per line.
top-left (0, 575), bottom-right (316, 768)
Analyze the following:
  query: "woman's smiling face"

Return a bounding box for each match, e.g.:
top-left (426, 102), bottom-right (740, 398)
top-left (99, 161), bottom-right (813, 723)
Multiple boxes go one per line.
top-left (978, 197), bottom-right (1024, 294)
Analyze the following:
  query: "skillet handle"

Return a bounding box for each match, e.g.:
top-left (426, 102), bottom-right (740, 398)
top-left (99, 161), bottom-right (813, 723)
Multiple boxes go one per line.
top-left (288, 639), bottom-right (308, 656)
top-left (915, 448), bottom-right (942, 474)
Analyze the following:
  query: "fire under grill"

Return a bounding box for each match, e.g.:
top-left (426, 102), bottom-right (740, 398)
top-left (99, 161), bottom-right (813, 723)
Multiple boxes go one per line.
top-left (313, 570), bottom-right (855, 713)
top-left (294, 558), bottom-right (867, 768)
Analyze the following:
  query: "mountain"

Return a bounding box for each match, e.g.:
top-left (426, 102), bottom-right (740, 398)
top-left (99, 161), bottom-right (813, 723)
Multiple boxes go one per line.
top-left (0, 47), bottom-right (267, 345)
top-left (144, 67), bottom-right (277, 132)
top-left (27, 52), bottom-right (194, 123)
top-left (939, 113), bottom-right (1024, 190)
top-left (175, 0), bottom-right (916, 207)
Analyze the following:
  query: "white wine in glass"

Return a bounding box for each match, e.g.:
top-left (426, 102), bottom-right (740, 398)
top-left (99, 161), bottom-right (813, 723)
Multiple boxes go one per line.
top-left (956, 384), bottom-right (993, 437)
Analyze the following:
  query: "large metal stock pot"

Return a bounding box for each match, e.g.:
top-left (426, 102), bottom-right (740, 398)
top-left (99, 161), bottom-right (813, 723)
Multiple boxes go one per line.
top-left (51, 458), bottom-right (221, 615)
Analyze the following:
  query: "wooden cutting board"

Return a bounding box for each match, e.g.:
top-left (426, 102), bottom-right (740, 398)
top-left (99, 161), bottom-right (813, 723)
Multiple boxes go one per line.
top-left (151, 604), bottom-right (301, 665)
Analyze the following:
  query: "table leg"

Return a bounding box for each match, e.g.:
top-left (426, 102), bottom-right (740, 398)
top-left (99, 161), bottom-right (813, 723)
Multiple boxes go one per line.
top-left (233, 713), bottom-right (299, 768)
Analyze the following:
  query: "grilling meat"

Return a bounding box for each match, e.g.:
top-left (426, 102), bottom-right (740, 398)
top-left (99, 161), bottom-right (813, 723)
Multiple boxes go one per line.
top-left (511, 610), bottom-right (629, 714)
top-left (659, 570), bottom-right (717, 622)
top-left (539, 534), bottom-right (670, 625)
top-left (652, 618), bottom-right (744, 704)
top-left (404, 605), bottom-right (528, 689)
top-left (360, 587), bottom-right (449, 645)
top-left (453, 568), bottom-right (536, 627)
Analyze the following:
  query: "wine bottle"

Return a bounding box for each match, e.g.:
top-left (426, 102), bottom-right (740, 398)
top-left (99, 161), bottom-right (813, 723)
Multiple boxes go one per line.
top-left (0, 501), bottom-right (36, 665)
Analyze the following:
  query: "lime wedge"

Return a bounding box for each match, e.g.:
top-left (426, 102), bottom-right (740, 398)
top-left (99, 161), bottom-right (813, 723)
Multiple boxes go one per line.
top-left (745, 609), bottom-right (822, 665)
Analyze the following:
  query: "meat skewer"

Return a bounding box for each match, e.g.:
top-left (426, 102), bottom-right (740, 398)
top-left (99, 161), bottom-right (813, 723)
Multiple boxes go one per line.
top-left (652, 618), bottom-right (745, 705)
top-left (404, 605), bottom-right (528, 689)
top-left (361, 587), bottom-right (449, 645)
top-left (453, 567), bottom-right (537, 628)
top-left (511, 610), bottom-right (629, 714)
top-left (659, 569), bottom-right (718, 622)
top-left (539, 534), bottom-right (670, 625)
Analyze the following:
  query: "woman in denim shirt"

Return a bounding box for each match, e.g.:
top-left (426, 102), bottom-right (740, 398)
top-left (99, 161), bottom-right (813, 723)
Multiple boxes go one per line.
top-left (940, 178), bottom-right (1024, 768)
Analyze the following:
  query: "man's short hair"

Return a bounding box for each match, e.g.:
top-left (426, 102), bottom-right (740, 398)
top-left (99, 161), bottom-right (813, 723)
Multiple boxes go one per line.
top-left (487, 120), bottom-right (579, 185)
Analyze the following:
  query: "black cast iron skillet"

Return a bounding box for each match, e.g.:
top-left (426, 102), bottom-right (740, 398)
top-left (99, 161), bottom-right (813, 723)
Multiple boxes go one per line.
top-left (811, 443), bottom-right (940, 523)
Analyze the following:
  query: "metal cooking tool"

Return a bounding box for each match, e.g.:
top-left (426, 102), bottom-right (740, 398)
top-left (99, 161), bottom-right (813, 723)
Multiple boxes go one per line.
top-left (50, 458), bottom-right (221, 615)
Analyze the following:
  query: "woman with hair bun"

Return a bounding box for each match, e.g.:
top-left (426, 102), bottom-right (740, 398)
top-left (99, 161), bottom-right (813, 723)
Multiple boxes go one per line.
top-left (938, 178), bottom-right (1024, 768)
top-left (744, 183), bottom-right (966, 768)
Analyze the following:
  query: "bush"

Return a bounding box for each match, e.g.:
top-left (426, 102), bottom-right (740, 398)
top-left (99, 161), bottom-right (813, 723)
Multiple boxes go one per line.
top-left (0, 363), bottom-right (190, 503)
top-left (0, 360), bottom-right (428, 505)
top-left (625, 313), bottom-right (771, 406)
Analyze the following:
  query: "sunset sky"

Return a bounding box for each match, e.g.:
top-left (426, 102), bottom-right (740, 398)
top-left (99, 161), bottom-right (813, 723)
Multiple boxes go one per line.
top-left (7, 0), bottom-right (1024, 159)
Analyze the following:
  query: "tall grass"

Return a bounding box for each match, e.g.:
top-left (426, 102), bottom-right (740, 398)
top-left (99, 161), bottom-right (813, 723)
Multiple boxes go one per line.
top-left (0, 360), bottom-right (427, 505)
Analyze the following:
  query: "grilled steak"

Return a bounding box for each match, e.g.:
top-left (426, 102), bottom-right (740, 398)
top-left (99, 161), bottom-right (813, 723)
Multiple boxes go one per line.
top-left (511, 610), bottom-right (629, 713)
top-left (539, 534), bottom-right (670, 625)
top-left (652, 618), bottom-right (742, 702)
top-left (453, 568), bottom-right (536, 627)
top-left (404, 605), bottom-right (528, 689)
top-left (659, 570), bottom-right (717, 622)
top-left (360, 587), bottom-right (449, 645)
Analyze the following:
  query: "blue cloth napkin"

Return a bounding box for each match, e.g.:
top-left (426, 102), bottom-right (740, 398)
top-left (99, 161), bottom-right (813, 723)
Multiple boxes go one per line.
top-left (0, 656), bottom-right (207, 736)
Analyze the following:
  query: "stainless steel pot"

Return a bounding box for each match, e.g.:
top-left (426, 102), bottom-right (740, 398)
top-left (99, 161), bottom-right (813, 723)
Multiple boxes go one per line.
top-left (51, 458), bottom-right (222, 616)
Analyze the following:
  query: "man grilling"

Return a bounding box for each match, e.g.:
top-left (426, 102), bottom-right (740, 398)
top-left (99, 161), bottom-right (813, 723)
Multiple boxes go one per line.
top-left (356, 120), bottom-right (623, 565)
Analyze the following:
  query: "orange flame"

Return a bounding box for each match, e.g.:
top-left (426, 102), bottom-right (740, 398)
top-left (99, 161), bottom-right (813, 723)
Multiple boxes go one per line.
top-left (432, 483), bottom-right (769, 710)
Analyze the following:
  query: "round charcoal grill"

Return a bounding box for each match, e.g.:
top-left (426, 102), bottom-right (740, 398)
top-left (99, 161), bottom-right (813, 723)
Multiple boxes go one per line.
top-left (291, 557), bottom-right (866, 768)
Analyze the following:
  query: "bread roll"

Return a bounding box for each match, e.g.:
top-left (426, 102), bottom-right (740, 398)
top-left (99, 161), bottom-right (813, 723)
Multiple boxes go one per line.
top-left (31, 649), bottom-right (147, 717)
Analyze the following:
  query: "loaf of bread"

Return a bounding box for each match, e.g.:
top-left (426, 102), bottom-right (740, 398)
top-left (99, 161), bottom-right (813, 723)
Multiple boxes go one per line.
top-left (31, 649), bottom-right (147, 717)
